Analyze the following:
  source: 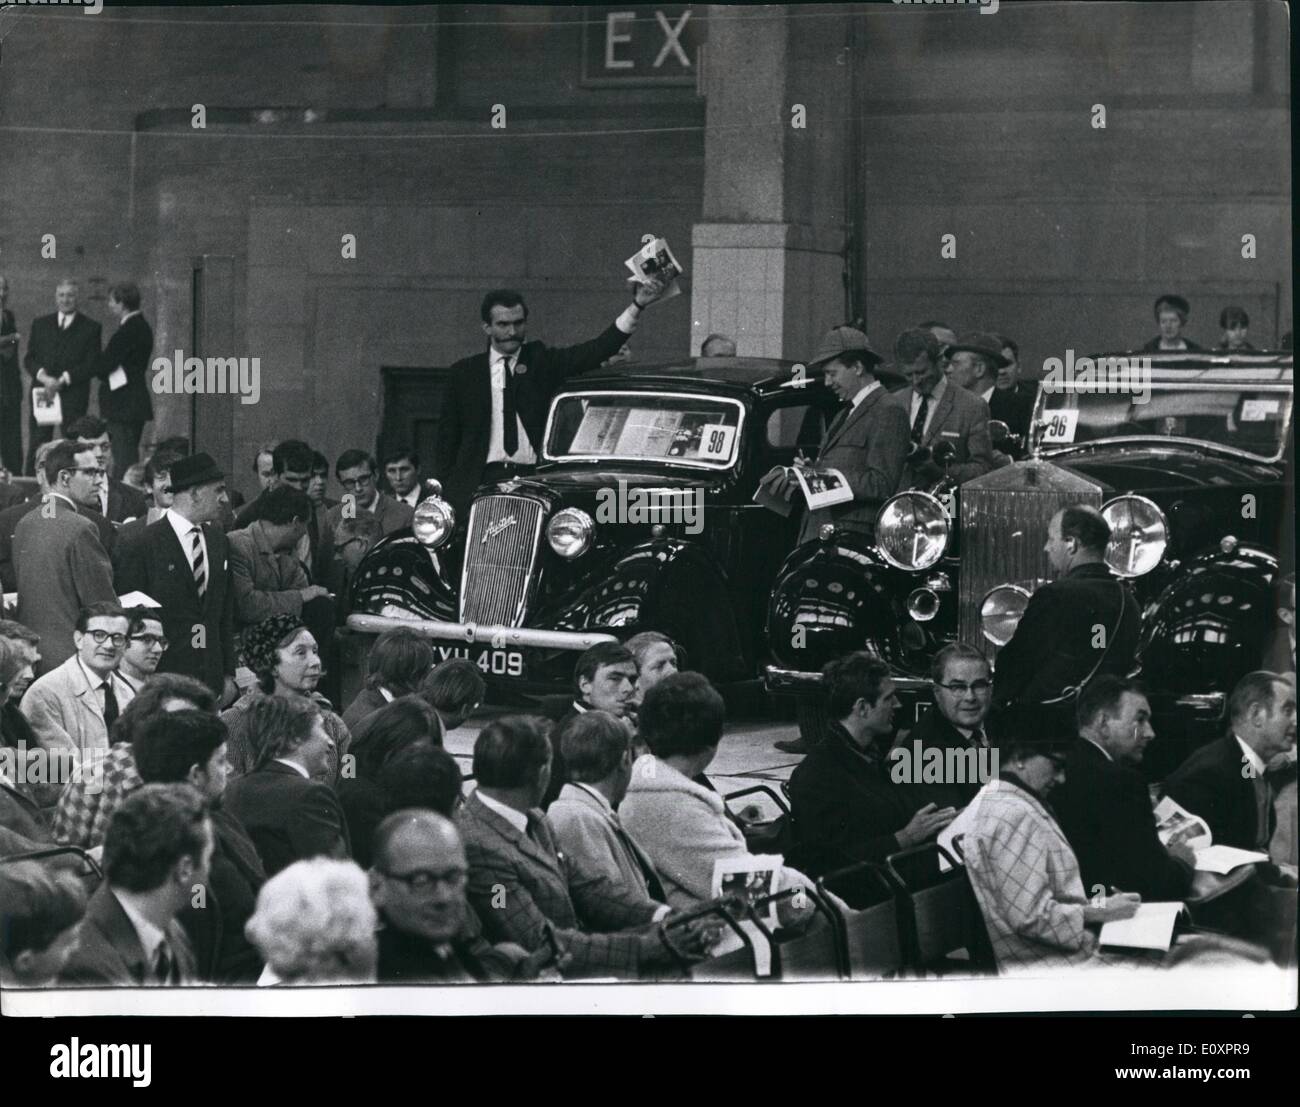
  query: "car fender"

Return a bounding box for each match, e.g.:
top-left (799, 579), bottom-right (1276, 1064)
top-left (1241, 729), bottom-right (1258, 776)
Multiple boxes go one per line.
top-left (1135, 543), bottom-right (1280, 696)
top-left (349, 531), bottom-right (457, 621)
top-left (766, 536), bottom-right (902, 673)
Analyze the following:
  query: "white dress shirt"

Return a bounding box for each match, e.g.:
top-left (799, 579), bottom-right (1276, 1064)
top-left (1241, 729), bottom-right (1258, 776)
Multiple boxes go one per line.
top-left (273, 757), bottom-right (311, 779)
top-left (1235, 734), bottom-right (1266, 779)
top-left (75, 656), bottom-right (124, 718)
top-left (397, 486), bottom-right (421, 509)
top-left (166, 508), bottom-right (207, 581)
top-left (980, 385), bottom-right (996, 404)
top-left (850, 380), bottom-right (881, 410)
top-left (112, 888), bottom-right (168, 972)
top-left (485, 305), bottom-right (642, 465)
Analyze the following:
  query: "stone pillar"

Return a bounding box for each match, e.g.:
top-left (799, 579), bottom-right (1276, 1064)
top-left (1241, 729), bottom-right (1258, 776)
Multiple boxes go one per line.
top-left (691, 5), bottom-right (852, 361)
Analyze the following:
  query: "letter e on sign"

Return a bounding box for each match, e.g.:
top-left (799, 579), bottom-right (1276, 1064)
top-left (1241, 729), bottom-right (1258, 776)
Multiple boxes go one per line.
top-left (583, 7), bottom-right (701, 87)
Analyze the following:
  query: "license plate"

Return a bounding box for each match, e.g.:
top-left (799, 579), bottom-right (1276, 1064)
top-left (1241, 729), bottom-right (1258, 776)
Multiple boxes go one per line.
top-left (432, 644), bottom-right (524, 677)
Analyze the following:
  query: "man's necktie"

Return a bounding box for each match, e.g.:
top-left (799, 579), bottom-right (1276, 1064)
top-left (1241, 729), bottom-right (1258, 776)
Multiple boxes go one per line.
top-left (611, 813), bottom-right (667, 903)
top-left (59, 315), bottom-right (69, 331)
top-left (189, 526), bottom-right (207, 596)
top-left (502, 357), bottom-right (519, 456)
top-left (911, 392), bottom-right (931, 444)
top-left (154, 939), bottom-right (175, 985)
top-left (971, 728), bottom-right (987, 749)
top-left (101, 680), bottom-right (119, 729)
top-left (1253, 773), bottom-right (1272, 851)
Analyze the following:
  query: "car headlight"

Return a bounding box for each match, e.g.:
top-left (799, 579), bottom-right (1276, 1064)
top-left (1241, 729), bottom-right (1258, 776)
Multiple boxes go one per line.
top-left (1101, 494), bottom-right (1168, 578)
top-left (980, 584), bottom-right (1031, 646)
top-left (875, 491), bottom-right (950, 571)
top-left (412, 496), bottom-right (455, 549)
top-left (547, 507), bottom-right (594, 559)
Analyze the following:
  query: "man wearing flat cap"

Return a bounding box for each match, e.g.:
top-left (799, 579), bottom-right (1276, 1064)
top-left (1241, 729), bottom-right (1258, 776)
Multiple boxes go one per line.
top-left (760, 325), bottom-right (911, 544)
top-left (114, 452), bottom-right (238, 705)
top-left (1141, 294), bottom-right (1204, 353)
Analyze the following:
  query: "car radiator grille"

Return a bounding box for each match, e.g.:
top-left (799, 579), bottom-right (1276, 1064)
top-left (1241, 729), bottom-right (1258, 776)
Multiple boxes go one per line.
top-left (460, 495), bottom-right (545, 626)
top-left (957, 462), bottom-right (1105, 654)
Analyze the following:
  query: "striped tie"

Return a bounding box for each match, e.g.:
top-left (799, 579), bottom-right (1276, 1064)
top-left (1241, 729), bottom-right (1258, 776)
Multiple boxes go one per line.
top-left (190, 526), bottom-right (207, 596)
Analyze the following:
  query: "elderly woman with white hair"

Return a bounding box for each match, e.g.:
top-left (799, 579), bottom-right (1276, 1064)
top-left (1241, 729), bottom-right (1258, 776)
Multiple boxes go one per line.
top-left (246, 858), bottom-right (378, 985)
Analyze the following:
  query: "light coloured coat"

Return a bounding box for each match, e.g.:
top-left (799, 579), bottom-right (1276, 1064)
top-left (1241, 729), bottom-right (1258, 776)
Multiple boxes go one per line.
top-left (21, 655), bottom-right (137, 755)
top-left (548, 782), bottom-right (665, 912)
top-left (619, 754), bottom-right (814, 911)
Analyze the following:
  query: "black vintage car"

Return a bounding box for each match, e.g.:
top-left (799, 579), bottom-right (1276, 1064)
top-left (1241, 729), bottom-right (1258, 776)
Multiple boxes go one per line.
top-left (343, 358), bottom-right (838, 702)
top-left (763, 352), bottom-right (1294, 774)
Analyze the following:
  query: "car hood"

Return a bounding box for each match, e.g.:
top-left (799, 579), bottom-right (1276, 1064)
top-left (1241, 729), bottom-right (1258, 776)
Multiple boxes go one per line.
top-left (1045, 445), bottom-right (1280, 492)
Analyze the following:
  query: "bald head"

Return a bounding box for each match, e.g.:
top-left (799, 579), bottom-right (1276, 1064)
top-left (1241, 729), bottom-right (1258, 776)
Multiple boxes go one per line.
top-left (369, 808), bottom-right (469, 944)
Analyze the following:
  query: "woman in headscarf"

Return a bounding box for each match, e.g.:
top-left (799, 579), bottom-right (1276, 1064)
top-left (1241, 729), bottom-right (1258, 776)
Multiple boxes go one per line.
top-left (221, 613), bottom-right (351, 786)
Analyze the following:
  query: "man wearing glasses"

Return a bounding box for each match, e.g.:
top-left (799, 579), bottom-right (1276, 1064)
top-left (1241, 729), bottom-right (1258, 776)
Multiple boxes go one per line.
top-left (370, 809), bottom-right (547, 983)
top-left (896, 642), bottom-right (999, 811)
top-left (116, 608), bottom-right (169, 692)
top-left (13, 440), bottom-right (117, 676)
top-left (316, 450), bottom-right (412, 595)
top-left (21, 601), bottom-right (136, 756)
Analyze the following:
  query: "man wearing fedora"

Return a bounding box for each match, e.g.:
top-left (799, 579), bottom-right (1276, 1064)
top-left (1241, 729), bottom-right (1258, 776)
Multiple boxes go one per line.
top-left (888, 327), bottom-right (994, 490)
top-left (759, 325), bottom-right (911, 547)
top-left (114, 453), bottom-right (238, 706)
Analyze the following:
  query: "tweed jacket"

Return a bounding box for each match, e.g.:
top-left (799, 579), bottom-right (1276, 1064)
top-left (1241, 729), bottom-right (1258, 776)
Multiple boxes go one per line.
top-left (227, 522), bottom-right (310, 628)
top-left (14, 494), bottom-right (117, 676)
top-left (20, 656), bottom-right (137, 756)
top-left (0, 762), bottom-right (53, 848)
top-left (52, 741), bottom-right (141, 849)
top-left (60, 883), bottom-right (199, 986)
top-left (962, 776), bottom-right (1100, 973)
top-left (797, 384), bottom-right (912, 544)
top-left (548, 782), bottom-right (667, 910)
top-left (888, 380), bottom-right (994, 488)
top-left (457, 789), bottom-right (658, 979)
top-left (620, 755), bottom-right (815, 911)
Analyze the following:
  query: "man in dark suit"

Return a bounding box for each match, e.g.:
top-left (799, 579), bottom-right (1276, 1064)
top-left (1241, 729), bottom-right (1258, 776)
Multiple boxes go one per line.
top-left (946, 331), bottom-right (1025, 465)
top-left (1054, 676), bottom-right (1195, 901)
top-left (92, 282), bottom-right (155, 480)
top-left (892, 642), bottom-right (998, 811)
top-left (133, 709), bottom-right (267, 982)
top-left (993, 505), bottom-right (1140, 739)
top-left (14, 441), bottom-right (117, 676)
top-left (22, 278), bottom-right (101, 475)
top-left (760, 326), bottom-right (911, 544)
top-left (988, 334), bottom-right (1036, 443)
top-left (381, 444), bottom-right (444, 510)
top-left (459, 715), bottom-right (707, 979)
top-left (66, 415), bottom-right (148, 524)
top-left (888, 327), bottom-right (994, 489)
top-left (0, 275), bottom-right (22, 474)
top-left (1166, 671), bottom-right (1296, 852)
top-left (788, 652), bottom-right (956, 907)
top-left (59, 783), bottom-right (209, 986)
top-left (113, 452), bottom-right (238, 704)
top-left (435, 276), bottom-right (671, 518)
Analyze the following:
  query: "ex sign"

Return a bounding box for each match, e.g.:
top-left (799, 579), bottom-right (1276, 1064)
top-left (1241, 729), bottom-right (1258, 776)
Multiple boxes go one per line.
top-left (581, 6), bottom-right (703, 87)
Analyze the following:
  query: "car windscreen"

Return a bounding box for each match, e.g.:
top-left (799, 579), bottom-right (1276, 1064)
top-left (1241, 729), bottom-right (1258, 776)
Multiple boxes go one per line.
top-left (1034, 378), bottom-right (1292, 461)
top-left (545, 392), bottom-right (745, 468)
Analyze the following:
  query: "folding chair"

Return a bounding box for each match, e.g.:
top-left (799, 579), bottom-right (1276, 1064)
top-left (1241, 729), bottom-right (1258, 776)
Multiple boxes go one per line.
top-left (817, 861), bottom-right (906, 979)
top-left (882, 841), bottom-right (995, 976)
top-left (724, 784), bottom-right (790, 854)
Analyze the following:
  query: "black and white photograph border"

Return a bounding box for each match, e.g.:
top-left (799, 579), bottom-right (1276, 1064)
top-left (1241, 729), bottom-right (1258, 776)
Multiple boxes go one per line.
top-left (0, 0), bottom-right (1293, 1018)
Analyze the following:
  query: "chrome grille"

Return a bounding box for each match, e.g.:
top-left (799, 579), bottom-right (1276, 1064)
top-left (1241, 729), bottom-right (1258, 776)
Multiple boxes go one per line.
top-left (460, 495), bottom-right (545, 626)
top-left (958, 461), bottom-right (1104, 655)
